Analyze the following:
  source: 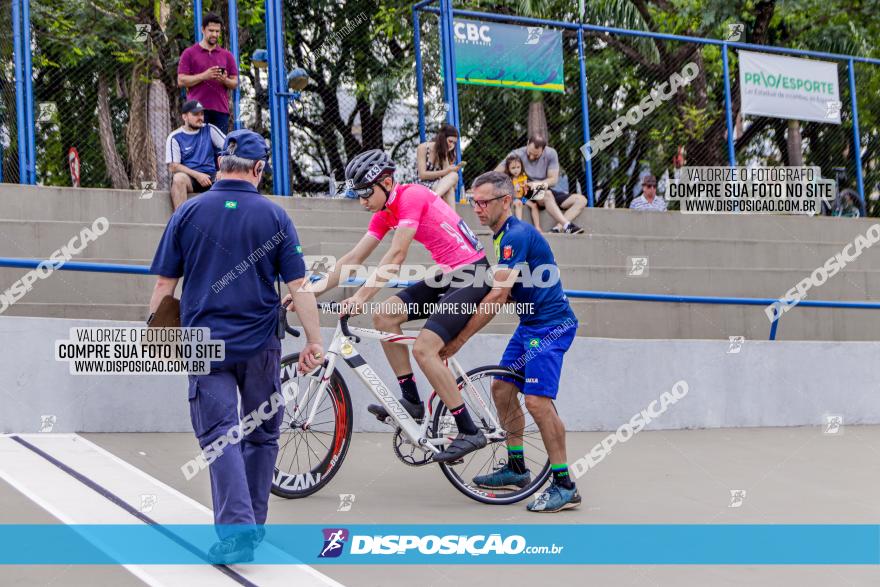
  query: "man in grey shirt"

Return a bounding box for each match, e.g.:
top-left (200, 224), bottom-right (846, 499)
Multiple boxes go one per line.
top-left (495, 135), bottom-right (586, 234)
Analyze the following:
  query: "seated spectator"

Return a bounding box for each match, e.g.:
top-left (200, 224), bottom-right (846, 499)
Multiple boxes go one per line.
top-left (416, 123), bottom-right (463, 207)
top-left (495, 135), bottom-right (586, 234)
top-left (166, 100), bottom-right (226, 210)
top-left (629, 174), bottom-right (666, 211)
top-left (502, 153), bottom-right (541, 226)
top-left (832, 189), bottom-right (861, 217)
top-left (177, 12), bottom-right (239, 132)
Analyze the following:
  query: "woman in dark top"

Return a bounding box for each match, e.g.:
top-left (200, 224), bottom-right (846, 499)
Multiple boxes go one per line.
top-left (416, 124), bottom-right (464, 207)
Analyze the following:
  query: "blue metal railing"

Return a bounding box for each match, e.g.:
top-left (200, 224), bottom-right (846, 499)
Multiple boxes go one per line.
top-left (5, 256), bottom-right (880, 341)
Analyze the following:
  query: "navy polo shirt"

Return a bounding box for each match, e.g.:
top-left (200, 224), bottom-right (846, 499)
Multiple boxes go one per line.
top-left (493, 215), bottom-right (575, 327)
top-left (164, 124), bottom-right (226, 174)
top-left (150, 179), bottom-right (306, 366)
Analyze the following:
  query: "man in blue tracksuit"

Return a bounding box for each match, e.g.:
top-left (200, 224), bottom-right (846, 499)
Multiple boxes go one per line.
top-left (440, 171), bottom-right (581, 513)
top-left (148, 129), bottom-right (324, 562)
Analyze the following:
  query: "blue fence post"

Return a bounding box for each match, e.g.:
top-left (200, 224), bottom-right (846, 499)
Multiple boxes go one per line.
top-left (21, 0), bottom-right (34, 184)
top-left (847, 59), bottom-right (866, 211)
top-left (265, 0), bottom-right (280, 195)
top-left (721, 43), bottom-right (736, 167)
top-left (193, 0), bottom-right (202, 43)
top-left (228, 0), bottom-right (241, 130)
top-left (274, 0), bottom-right (290, 195)
top-left (413, 6), bottom-right (426, 144)
top-left (439, 0), bottom-right (464, 201)
top-left (11, 0), bottom-right (26, 184)
top-left (265, 0), bottom-right (290, 196)
top-left (576, 26), bottom-right (594, 207)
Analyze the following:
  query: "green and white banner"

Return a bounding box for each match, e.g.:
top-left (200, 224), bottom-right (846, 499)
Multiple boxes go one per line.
top-left (738, 50), bottom-right (841, 124)
top-left (452, 19), bottom-right (564, 93)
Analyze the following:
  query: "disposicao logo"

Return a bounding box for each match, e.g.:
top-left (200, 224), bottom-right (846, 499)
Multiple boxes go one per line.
top-left (319, 528), bottom-right (349, 558)
top-left (224, 200), bottom-right (238, 209)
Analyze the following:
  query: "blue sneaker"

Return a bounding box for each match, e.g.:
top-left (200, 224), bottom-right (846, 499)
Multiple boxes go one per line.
top-left (208, 532), bottom-right (255, 564)
top-left (527, 483), bottom-right (581, 513)
top-left (473, 461), bottom-right (531, 490)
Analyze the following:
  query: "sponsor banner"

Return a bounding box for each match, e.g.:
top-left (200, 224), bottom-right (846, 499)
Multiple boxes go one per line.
top-left (452, 19), bottom-right (564, 93)
top-left (3, 524), bottom-right (879, 564)
top-left (738, 50), bottom-right (841, 124)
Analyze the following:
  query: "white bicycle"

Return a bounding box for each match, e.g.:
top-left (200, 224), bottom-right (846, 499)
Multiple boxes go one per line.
top-left (271, 302), bottom-right (553, 504)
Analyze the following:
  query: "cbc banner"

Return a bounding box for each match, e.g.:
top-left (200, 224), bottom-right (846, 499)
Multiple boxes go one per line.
top-left (738, 50), bottom-right (841, 124)
top-left (452, 18), bottom-right (564, 93)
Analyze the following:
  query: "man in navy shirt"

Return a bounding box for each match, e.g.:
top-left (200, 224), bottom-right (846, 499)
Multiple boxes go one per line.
top-left (165, 100), bottom-right (226, 210)
top-left (440, 171), bottom-right (581, 513)
top-left (149, 129), bottom-right (324, 562)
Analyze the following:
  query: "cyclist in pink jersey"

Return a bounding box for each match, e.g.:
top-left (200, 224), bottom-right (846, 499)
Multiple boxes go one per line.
top-left (303, 150), bottom-right (492, 462)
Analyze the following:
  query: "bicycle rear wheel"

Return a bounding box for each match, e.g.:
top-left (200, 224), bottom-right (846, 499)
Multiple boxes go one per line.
top-left (271, 353), bottom-right (353, 498)
top-left (432, 365), bottom-right (552, 505)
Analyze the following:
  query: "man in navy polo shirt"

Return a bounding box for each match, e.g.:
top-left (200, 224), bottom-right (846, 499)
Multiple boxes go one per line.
top-left (165, 100), bottom-right (226, 211)
top-left (149, 129), bottom-right (324, 563)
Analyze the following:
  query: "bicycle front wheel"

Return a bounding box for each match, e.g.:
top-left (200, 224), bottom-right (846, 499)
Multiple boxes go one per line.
top-left (432, 365), bottom-right (552, 505)
top-left (271, 353), bottom-right (353, 498)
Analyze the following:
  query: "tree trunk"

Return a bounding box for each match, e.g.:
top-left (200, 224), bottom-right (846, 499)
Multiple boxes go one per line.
top-left (126, 63), bottom-right (158, 189)
top-left (786, 120), bottom-right (803, 166)
top-left (148, 79), bottom-right (171, 189)
top-left (97, 75), bottom-right (130, 189)
top-left (527, 91), bottom-right (548, 141)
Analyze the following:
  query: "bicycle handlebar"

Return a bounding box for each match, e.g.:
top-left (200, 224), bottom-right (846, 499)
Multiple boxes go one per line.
top-left (281, 302), bottom-right (361, 343)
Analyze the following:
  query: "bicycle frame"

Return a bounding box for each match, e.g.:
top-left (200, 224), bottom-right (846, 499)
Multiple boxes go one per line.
top-left (284, 319), bottom-right (506, 452)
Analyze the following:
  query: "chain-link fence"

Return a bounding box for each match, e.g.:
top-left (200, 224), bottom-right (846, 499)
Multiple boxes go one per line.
top-left (454, 22), bottom-right (588, 203)
top-left (583, 35), bottom-right (717, 209)
top-left (414, 7), bottom-right (880, 216)
top-left (1, 1), bottom-right (20, 183)
top-left (3, 0), bottom-right (254, 191)
top-left (280, 0), bottom-right (422, 195)
top-left (4, 2), bottom-right (880, 210)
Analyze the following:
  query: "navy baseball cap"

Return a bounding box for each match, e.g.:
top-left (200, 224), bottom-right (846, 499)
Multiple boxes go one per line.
top-left (219, 129), bottom-right (271, 173)
top-left (181, 100), bottom-right (204, 114)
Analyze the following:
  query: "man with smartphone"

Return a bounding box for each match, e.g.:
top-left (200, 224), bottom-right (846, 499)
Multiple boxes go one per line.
top-left (177, 12), bottom-right (239, 131)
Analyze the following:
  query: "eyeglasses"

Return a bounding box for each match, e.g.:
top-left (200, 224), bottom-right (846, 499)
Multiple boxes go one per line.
top-left (642, 184), bottom-right (657, 189)
top-left (471, 194), bottom-right (508, 209)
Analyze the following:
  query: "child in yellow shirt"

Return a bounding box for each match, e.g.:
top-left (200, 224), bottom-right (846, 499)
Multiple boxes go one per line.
top-left (503, 154), bottom-right (541, 229)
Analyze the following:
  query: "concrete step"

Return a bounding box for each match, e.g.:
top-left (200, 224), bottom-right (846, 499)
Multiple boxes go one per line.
top-left (6, 289), bottom-right (879, 341)
top-left (0, 219), bottom-right (164, 261)
top-left (553, 265), bottom-right (880, 299)
top-left (6, 218), bottom-right (878, 276)
top-left (7, 260), bottom-right (874, 307)
top-left (299, 234), bottom-right (880, 272)
top-left (0, 185), bottom-right (172, 224)
top-left (4, 185), bottom-right (874, 246)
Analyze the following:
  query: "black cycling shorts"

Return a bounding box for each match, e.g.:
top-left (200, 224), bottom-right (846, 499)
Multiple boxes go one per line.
top-left (395, 257), bottom-right (492, 344)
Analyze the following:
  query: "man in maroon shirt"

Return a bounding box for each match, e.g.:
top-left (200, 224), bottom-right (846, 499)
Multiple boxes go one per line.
top-left (177, 12), bottom-right (239, 132)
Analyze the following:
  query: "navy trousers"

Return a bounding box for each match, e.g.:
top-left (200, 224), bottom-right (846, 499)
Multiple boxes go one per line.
top-left (188, 340), bottom-right (282, 538)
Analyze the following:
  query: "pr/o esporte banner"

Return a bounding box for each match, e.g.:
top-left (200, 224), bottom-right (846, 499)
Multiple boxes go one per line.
top-left (738, 50), bottom-right (842, 124)
top-left (452, 19), bottom-right (564, 93)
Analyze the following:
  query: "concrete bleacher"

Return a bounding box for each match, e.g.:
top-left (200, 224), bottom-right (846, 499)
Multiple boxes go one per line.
top-left (2, 184), bottom-right (879, 340)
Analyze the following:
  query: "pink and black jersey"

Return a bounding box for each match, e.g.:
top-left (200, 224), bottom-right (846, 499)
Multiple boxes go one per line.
top-left (366, 183), bottom-right (485, 271)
